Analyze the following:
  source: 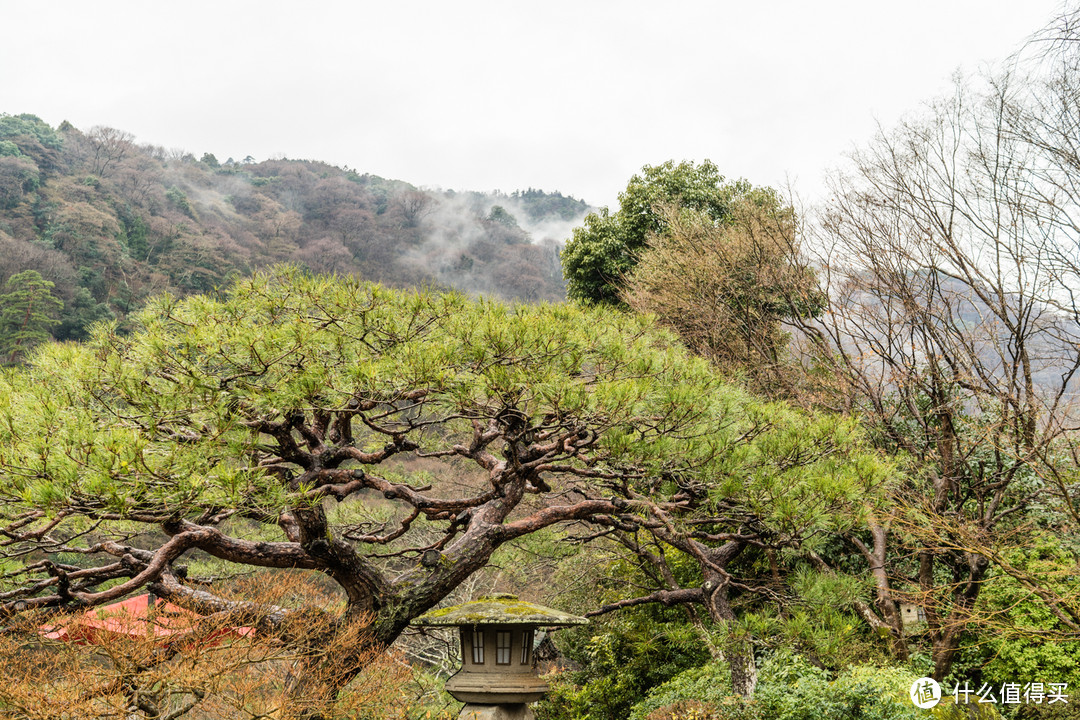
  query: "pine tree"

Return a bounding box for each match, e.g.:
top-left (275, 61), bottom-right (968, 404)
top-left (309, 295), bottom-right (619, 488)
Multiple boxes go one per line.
top-left (0, 270), bottom-right (63, 364)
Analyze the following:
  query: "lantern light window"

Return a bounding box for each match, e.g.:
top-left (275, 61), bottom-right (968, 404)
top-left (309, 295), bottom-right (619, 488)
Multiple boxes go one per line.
top-left (496, 631), bottom-right (512, 664)
top-left (521, 628), bottom-right (533, 664)
top-left (471, 629), bottom-right (484, 664)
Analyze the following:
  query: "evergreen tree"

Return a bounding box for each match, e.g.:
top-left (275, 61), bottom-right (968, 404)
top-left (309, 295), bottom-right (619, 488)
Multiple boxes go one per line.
top-left (0, 270), bottom-right (63, 364)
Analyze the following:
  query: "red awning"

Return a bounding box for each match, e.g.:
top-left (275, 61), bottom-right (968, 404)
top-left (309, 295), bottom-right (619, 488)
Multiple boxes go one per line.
top-left (40, 594), bottom-right (253, 646)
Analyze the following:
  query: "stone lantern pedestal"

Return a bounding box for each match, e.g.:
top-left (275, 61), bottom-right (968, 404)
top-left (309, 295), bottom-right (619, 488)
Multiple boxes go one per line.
top-left (411, 594), bottom-right (587, 720)
top-left (458, 703), bottom-right (533, 720)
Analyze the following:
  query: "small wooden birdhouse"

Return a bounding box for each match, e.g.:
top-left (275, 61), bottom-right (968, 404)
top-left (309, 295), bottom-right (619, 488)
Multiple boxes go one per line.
top-left (900, 602), bottom-right (926, 630)
top-left (412, 593), bottom-right (587, 705)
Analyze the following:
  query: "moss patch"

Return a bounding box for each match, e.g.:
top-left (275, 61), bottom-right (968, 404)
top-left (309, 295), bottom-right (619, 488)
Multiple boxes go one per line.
top-left (412, 595), bottom-right (587, 627)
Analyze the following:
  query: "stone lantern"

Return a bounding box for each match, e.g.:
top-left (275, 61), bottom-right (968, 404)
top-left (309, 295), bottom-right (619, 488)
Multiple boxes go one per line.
top-left (412, 593), bottom-right (587, 720)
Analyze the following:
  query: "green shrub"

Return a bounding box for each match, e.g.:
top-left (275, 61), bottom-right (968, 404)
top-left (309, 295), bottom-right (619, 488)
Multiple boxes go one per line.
top-left (644, 698), bottom-right (762, 720)
top-left (626, 651), bottom-right (1007, 720)
top-left (629, 661), bottom-right (732, 720)
top-left (535, 611), bottom-right (712, 720)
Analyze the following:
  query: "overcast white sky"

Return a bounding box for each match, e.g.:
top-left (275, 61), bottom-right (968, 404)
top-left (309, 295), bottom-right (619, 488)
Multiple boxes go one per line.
top-left (2, 0), bottom-right (1068, 209)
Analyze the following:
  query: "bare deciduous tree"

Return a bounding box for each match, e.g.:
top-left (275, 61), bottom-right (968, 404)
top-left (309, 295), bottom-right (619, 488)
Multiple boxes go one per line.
top-left (395, 189), bottom-right (433, 228)
top-left (791, 49), bottom-right (1080, 678)
top-left (622, 197), bottom-right (824, 392)
top-left (87, 126), bottom-right (135, 178)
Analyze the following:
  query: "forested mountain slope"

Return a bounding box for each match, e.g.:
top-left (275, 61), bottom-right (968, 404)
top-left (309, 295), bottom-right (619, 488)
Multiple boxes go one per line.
top-left (0, 113), bottom-right (586, 355)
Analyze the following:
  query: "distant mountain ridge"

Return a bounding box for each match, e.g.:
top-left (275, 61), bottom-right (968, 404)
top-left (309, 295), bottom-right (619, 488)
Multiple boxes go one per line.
top-left (0, 113), bottom-right (589, 347)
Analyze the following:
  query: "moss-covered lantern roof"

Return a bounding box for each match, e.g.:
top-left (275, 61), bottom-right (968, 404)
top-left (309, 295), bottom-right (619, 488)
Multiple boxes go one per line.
top-left (411, 593), bottom-right (588, 627)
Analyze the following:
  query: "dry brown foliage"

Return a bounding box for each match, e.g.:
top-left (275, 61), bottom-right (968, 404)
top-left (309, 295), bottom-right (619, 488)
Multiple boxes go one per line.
top-left (622, 199), bottom-right (822, 392)
top-left (0, 572), bottom-right (420, 720)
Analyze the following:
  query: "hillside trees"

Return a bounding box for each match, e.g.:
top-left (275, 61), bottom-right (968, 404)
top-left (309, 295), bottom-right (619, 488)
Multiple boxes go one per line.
top-left (86, 126), bottom-right (135, 178)
top-left (0, 156), bottom-right (39, 209)
top-left (0, 268), bottom-right (885, 716)
top-left (0, 113), bottom-right (62, 171)
top-left (0, 117), bottom-right (582, 356)
top-left (510, 188), bottom-right (589, 222)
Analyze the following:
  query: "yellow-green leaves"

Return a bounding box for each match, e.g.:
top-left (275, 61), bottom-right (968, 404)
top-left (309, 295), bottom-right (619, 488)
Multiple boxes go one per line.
top-left (0, 267), bottom-right (890, 528)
